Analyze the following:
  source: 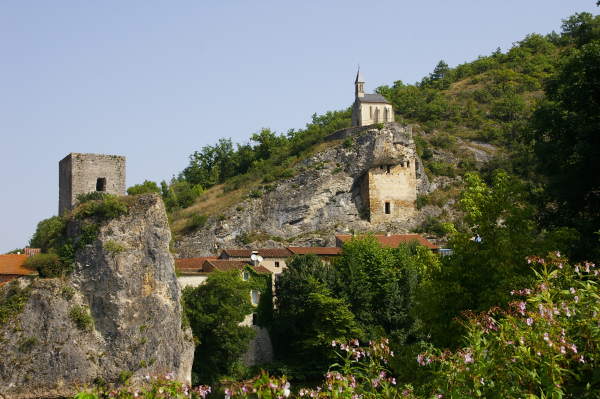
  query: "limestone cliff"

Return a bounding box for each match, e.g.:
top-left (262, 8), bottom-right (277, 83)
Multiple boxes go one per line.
top-left (173, 124), bottom-right (432, 258)
top-left (0, 194), bottom-right (194, 399)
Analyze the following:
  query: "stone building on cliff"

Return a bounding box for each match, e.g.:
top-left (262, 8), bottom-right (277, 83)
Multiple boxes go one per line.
top-left (59, 153), bottom-right (126, 215)
top-left (351, 68), bottom-right (394, 127)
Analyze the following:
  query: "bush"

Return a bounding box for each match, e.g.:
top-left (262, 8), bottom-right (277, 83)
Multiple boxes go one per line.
top-left (249, 189), bottom-right (262, 198)
top-left (427, 161), bottom-right (456, 177)
top-left (70, 305), bottom-right (94, 330)
top-left (416, 194), bottom-right (432, 210)
top-left (188, 214), bottom-right (208, 230)
top-left (75, 194), bottom-right (128, 220)
top-left (126, 180), bottom-right (161, 195)
top-left (0, 281), bottom-right (30, 326)
top-left (24, 253), bottom-right (63, 278)
top-left (343, 137), bottom-right (353, 148)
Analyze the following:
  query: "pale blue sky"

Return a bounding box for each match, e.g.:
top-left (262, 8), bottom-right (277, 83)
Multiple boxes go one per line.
top-left (1, 1), bottom-right (598, 253)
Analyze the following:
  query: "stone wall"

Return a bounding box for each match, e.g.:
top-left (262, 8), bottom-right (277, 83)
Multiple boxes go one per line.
top-left (59, 153), bottom-right (126, 215)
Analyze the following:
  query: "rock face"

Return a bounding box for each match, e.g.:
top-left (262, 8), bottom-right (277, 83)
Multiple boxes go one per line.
top-left (174, 124), bottom-right (431, 258)
top-left (0, 194), bottom-right (194, 399)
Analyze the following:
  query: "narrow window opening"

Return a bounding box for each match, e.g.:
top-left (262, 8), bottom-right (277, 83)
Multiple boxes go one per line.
top-left (243, 272), bottom-right (249, 281)
top-left (386, 166), bottom-right (391, 174)
top-left (252, 313), bottom-right (258, 326)
top-left (251, 290), bottom-right (259, 305)
top-left (380, 165), bottom-right (384, 170)
top-left (407, 161), bottom-right (411, 167)
top-left (275, 261), bottom-right (280, 268)
top-left (385, 202), bottom-right (391, 214)
top-left (96, 178), bottom-right (106, 192)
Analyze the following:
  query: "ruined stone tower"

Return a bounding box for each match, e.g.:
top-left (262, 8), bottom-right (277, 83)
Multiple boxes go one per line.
top-left (359, 125), bottom-right (417, 224)
top-left (59, 153), bottom-right (126, 215)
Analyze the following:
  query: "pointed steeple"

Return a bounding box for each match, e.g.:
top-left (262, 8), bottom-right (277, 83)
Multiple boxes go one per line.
top-left (355, 68), bottom-right (364, 99)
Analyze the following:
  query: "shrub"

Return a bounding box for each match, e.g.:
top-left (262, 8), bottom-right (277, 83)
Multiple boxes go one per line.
top-left (24, 253), bottom-right (63, 278)
top-left (236, 206), bottom-right (244, 212)
top-left (0, 281), bottom-right (30, 326)
top-left (416, 194), bottom-right (431, 210)
top-left (70, 305), bottom-right (94, 331)
top-left (427, 161), bottom-right (456, 177)
top-left (188, 214), bottom-right (208, 230)
top-left (75, 194), bottom-right (128, 220)
top-left (249, 189), bottom-right (262, 198)
top-left (343, 137), bottom-right (353, 148)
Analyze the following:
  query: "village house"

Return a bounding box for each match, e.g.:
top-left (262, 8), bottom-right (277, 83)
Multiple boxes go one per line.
top-left (0, 248), bottom-right (40, 287)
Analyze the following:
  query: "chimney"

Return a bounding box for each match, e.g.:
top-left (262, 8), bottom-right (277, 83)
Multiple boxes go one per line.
top-left (25, 248), bottom-right (41, 258)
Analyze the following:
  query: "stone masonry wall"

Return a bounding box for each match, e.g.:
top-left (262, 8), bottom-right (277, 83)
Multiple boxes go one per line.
top-left (59, 153), bottom-right (126, 215)
top-left (366, 162), bottom-right (417, 224)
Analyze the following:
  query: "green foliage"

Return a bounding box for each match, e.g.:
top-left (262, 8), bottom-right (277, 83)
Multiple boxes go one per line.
top-left (420, 254), bottom-right (600, 398)
top-left (332, 236), bottom-right (434, 345)
top-left (126, 180), bottom-right (161, 195)
top-left (249, 188), bottom-right (263, 198)
top-left (415, 194), bottom-right (431, 210)
top-left (182, 270), bottom-right (257, 385)
top-left (23, 253), bottom-right (64, 278)
top-left (75, 194), bottom-right (128, 220)
top-left (187, 214), bottom-right (208, 231)
top-left (70, 305), bottom-right (94, 330)
top-left (103, 240), bottom-right (125, 255)
top-left (75, 372), bottom-right (211, 399)
top-left (342, 137), bottom-right (353, 148)
top-left (0, 280), bottom-right (30, 326)
top-left (529, 39), bottom-right (600, 262)
top-left (76, 191), bottom-right (105, 204)
top-left (236, 205), bottom-right (244, 212)
top-left (29, 215), bottom-right (67, 253)
top-left (161, 179), bottom-right (203, 212)
top-left (271, 254), bottom-right (358, 379)
top-left (61, 285), bottom-right (75, 299)
top-left (416, 171), bottom-right (577, 349)
top-left (414, 215), bottom-right (445, 237)
top-left (426, 161), bottom-right (456, 177)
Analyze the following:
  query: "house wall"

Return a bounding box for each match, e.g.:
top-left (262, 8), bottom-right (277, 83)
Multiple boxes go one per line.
top-left (366, 161), bottom-right (417, 224)
top-left (178, 274), bottom-right (208, 289)
top-left (59, 153), bottom-right (126, 215)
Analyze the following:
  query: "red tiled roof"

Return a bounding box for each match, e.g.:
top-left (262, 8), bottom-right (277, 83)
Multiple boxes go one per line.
top-left (336, 234), bottom-right (439, 250)
top-left (176, 257), bottom-right (218, 272)
top-left (220, 248), bottom-right (292, 259)
top-left (287, 247), bottom-right (342, 256)
top-left (204, 260), bottom-right (271, 274)
top-left (0, 254), bottom-right (37, 276)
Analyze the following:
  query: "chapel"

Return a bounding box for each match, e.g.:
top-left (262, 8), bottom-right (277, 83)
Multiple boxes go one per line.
top-left (351, 68), bottom-right (394, 127)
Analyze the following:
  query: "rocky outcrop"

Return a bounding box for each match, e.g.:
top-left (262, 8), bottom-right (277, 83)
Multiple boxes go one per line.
top-left (0, 194), bottom-right (194, 399)
top-left (174, 124), bottom-right (431, 258)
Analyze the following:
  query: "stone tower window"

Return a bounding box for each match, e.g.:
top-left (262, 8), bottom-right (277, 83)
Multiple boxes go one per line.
top-left (386, 166), bottom-right (391, 174)
top-left (96, 178), bottom-right (107, 192)
top-left (385, 202), bottom-right (391, 214)
top-left (407, 161), bottom-right (411, 167)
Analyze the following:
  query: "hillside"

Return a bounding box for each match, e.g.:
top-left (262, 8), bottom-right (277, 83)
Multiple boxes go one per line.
top-left (124, 12), bottom-right (600, 259)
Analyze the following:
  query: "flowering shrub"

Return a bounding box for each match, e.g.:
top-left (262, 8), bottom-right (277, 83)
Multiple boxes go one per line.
top-left (419, 253), bottom-right (600, 398)
top-left (73, 372), bottom-right (211, 399)
top-left (230, 339), bottom-right (414, 399)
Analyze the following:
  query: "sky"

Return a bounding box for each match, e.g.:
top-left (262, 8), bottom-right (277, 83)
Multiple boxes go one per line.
top-left (1, 0), bottom-right (598, 254)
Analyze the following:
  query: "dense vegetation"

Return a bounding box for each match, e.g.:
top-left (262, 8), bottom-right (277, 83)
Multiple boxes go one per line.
top-left (25, 193), bottom-right (129, 277)
top-left (182, 267), bottom-right (272, 385)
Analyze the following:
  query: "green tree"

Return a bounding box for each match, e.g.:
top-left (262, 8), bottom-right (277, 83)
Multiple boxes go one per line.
top-left (126, 180), bottom-right (161, 195)
top-left (182, 270), bottom-right (256, 385)
top-left (270, 254), bottom-right (359, 378)
top-left (417, 171), bottom-right (575, 349)
top-left (332, 236), bottom-right (431, 345)
top-left (529, 40), bottom-right (600, 262)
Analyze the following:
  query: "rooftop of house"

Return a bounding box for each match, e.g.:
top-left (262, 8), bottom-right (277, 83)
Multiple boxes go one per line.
top-left (0, 254), bottom-right (38, 286)
top-left (219, 248), bottom-right (293, 259)
top-left (176, 258), bottom-right (271, 275)
top-left (335, 234), bottom-right (439, 251)
top-left (287, 247), bottom-right (342, 256)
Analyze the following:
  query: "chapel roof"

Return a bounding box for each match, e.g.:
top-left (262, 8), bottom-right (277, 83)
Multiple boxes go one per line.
top-left (356, 93), bottom-right (391, 104)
